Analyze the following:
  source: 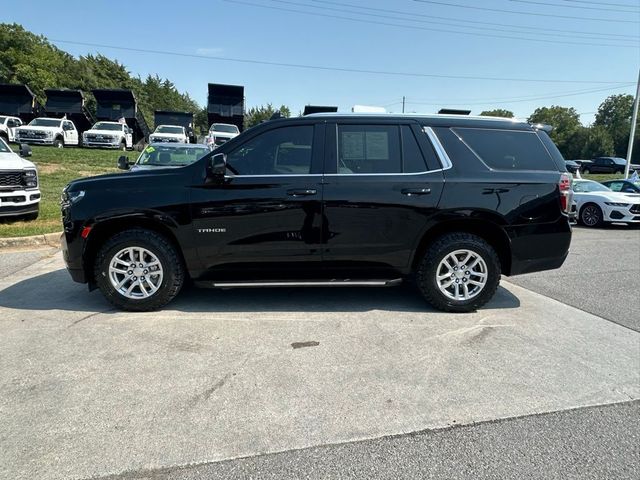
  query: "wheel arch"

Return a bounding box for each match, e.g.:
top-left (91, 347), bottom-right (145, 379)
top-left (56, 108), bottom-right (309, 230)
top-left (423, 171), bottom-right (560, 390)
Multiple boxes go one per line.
top-left (82, 215), bottom-right (188, 288)
top-left (410, 218), bottom-right (512, 276)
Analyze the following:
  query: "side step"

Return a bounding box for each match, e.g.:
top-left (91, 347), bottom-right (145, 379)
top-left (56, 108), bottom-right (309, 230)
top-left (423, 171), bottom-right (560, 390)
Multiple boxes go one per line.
top-left (195, 279), bottom-right (403, 289)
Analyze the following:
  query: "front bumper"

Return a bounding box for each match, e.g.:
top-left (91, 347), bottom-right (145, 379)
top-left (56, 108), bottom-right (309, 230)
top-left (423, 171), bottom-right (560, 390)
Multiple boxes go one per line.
top-left (603, 204), bottom-right (640, 223)
top-left (0, 190), bottom-right (40, 217)
top-left (83, 141), bottom-right (122, 149)
top-left (16, 138), bottom-right (54, 145)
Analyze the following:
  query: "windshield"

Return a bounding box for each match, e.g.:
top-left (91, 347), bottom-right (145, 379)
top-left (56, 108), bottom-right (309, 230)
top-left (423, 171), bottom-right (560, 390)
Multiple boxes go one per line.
top-left (0, 138), bottom-right (11, 153)
top-left (573, 181), bottom-right (611, 193)
top-left (135, 145), bottom-right (208, 167)
top-left (210, 124), bottom-right (239, 134)
top-left (156, 126), bottom-right (184, 134)
top-left (92, 122), bottom-right (123, 131)
top-left (29, 118), bottom-right (61, 127)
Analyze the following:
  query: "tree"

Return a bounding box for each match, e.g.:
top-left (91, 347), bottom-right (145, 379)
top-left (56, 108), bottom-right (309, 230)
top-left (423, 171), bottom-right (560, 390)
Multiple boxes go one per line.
top-left (580, 125), bottom-right (615, 159)
top-left (594, 94), bottom-right (634, 158)
top-left (528, 106), bottom-right (581, 158)
top-left (244, 104), bottom-right (291, 129)
top-left (479, 109), bottom-right (514, 118)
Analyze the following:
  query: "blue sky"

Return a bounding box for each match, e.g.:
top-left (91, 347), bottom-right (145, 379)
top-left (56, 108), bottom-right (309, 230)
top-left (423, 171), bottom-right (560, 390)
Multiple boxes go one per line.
top-left (8, 0), bottom-right (640, 123)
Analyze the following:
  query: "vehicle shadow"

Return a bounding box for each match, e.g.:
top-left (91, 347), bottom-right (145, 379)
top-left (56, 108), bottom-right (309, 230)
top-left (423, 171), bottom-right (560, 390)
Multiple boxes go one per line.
top-left (0, 268), bottom-right (521, 313)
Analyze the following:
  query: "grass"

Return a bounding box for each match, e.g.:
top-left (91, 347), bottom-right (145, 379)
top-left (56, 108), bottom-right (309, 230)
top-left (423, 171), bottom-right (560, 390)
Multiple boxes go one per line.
top-left (0, 146), bottom-right (128, 237)
top-left (0, 146), bottom-right (630, 238)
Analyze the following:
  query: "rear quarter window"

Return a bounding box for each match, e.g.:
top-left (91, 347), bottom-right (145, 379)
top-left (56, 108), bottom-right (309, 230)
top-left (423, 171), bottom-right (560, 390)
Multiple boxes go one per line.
top-left (453, 128), bottom-right (558, 171)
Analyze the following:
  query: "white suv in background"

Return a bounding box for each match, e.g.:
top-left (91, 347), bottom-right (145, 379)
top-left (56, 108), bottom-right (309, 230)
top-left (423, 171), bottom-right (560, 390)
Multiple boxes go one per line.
top-left (149, 125), bottom-right (189, 143)
top-left (0, 138), bottom-right (40, 220)
top-left (83, 121), bottom-right (134, 150)
top-left (15, 117), bottom-right (79, 148)
top-left (205, 123), bottom-right (240, 149)
top-left (0, 116), bottom-right (23, 143)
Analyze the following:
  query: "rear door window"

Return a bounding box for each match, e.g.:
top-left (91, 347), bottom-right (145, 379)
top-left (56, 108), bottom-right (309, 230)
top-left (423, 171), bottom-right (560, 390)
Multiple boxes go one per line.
top-left (337, 125), bottom-right (401, 174)
top-left (453, 128), bottom-right (557, 171)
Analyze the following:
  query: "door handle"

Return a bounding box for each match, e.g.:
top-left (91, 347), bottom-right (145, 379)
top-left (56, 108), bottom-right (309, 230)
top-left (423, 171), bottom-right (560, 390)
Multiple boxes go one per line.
top-left (401, 188), bottom-right (431, 196)
top-left (287, 189), bottom-right (317, 197)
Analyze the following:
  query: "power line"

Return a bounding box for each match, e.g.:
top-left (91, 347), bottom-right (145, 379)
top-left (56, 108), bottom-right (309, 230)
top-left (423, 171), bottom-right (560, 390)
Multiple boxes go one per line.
top-left (49, 38), bottom-right (634, 85)
top-left (310, 0), bottom-right (639, 39)
top-left (406, 83), bottom-right (636, 106)
top-left (410, 0), bottom-right (640, 23)
top-left (510, 0), bottom-right (640, 13)
top-left (561, 0), bottom-right (640, 8)
top-left (407, 84), bottom-right (635, 104)
top-left (227, 0), bottom-right (637, 47)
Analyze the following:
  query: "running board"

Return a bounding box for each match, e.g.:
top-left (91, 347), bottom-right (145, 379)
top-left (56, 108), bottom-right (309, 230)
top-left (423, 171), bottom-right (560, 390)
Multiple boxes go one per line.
top-left (195, 279), bottom-right (403, 289)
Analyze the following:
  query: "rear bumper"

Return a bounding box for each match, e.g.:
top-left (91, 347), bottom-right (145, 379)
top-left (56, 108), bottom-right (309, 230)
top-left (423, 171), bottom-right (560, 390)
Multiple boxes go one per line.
top-left (506, 216), bottom-right (572, 276)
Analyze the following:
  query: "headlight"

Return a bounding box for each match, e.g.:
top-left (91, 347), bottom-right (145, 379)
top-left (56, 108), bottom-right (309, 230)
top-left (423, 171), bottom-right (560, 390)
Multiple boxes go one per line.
top-left (605, 202), bottom-right (629, 207)
top-left (23, 169), bottom-right (38, 188)
top-left (61, 189), bottom-right (85, 205)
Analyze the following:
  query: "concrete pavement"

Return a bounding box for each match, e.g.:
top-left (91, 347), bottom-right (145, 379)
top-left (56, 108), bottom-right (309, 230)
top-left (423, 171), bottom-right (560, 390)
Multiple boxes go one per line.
top-left (0, 241), bottom-right (638, 480)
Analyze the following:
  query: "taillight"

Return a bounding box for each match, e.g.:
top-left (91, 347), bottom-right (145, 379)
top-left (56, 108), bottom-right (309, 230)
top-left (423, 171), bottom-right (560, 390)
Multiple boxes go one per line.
top-left (559, 173), bottom-right (572, 214)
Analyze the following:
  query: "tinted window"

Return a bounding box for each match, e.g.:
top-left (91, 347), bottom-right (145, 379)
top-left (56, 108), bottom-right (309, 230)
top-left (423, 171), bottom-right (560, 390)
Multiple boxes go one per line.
top-left (338, 125), bottom-right (400, 174)
top-left (454, 128), bottom-right (557, 171)
top-left (227, 125), bottom-right (313, 175)
top-left (607, 182), bottom-right (623, 192)
top-left (401, 126), bottom-right (428, 173)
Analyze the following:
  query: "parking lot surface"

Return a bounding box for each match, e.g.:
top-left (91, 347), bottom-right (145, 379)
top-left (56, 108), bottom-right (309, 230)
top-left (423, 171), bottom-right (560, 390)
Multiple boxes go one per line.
top-left (0, 227), bottom-right (638, 480)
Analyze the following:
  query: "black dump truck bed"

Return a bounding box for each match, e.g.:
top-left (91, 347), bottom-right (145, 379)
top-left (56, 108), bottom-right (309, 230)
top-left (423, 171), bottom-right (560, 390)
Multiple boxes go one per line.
top-left (303, 105), bottom-right (338, 115)
top-left (207, 83), bottom-right (245, 132)
top-left (0, 84), bottom-right (41, 123)
top-left (92, 89), bottom-right (150, 143)
top-left (44, 89), bottom-right (95, 133)
top-left (154, 110), bottom-right (196, 143)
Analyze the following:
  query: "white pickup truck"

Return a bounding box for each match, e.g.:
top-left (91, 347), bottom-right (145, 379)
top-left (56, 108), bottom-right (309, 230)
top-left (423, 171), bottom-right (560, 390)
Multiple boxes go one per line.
top-left (149, 125), bottom-right (189, 144)
top-left (0, 138), bottom-right (40, 220)
top-left (0, 116), bottom-right (24, 143)
top-left (205, 123), bottom-right (240, 149)
top-left (83, 121), bottom-right (134, 150)
top-left (15, 117), bottom-right (79, 148)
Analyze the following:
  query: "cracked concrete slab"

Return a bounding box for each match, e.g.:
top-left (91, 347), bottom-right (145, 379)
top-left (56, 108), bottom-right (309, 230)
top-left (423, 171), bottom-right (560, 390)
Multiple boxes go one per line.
top-left (0, 252), bottom-right (638, 480)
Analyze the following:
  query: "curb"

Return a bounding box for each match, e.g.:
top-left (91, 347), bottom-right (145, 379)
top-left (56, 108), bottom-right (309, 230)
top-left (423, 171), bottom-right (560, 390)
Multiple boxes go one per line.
top-left (0, 232), bottom-right (62, 251)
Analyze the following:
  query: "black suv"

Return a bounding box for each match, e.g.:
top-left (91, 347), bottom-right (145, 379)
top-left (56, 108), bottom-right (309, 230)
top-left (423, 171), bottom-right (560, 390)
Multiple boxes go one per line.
top-left (582, 157), bottom-right (629, 174)
top-left (61, 114), bottom-right (572, 313)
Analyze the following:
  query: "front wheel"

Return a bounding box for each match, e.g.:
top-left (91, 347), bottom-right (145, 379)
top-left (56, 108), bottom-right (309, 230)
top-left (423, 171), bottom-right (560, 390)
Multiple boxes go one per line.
top-left (579, 203), bottom-right (604, 228)
top-left (416, 233), bottom-right (501, 313)
top-left (53, 138), bottom-right (64, 148)
top-left (94, 229), bottom-right (185, 311)
top-left (119, 140), bottom-right (127, 151)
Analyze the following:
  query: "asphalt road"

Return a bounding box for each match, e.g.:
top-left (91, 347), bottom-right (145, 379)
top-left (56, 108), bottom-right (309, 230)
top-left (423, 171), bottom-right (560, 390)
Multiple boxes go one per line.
top-left (510, 225), bottom-right (640, 332)
top-left (0, 227), bottom-right (638, 480)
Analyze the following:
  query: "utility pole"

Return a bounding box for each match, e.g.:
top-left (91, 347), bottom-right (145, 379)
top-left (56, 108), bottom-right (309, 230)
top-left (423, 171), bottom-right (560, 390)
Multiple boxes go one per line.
top-left (402, 96), bottom-right (405, 114)
top-left (624, 68), bottom-right (640, 179)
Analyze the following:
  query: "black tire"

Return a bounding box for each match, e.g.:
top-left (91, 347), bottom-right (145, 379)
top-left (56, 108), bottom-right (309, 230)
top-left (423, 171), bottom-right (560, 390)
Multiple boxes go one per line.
top-left (583, 167), bottom-right (590, 174)
top-left (120, 140), bottom-right (126, 151)
top-left (416, 233), bottom-right (501, 313)
top-left (22, 208), bottom-right (39, 221)
top-left (94, 229), bottom-right (185, 311)
top-left (53, 137), bottom-right (64, 148)
top-left (579, 203), bottom-right (604, 228)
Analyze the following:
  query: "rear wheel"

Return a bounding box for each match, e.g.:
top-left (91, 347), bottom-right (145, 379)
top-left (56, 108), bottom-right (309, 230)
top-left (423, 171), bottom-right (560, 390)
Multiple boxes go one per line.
top-left (416, 233), bottom-right (501, 313)
top-left (579, 203), bottom-right (604, 228)
top-left (94, 229), bottom-right (185, 311)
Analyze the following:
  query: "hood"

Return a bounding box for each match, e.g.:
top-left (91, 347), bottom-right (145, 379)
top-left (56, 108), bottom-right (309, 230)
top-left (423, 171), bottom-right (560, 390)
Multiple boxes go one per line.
top-left (150, 132), bottom-right (185, 138)
top-left (84, 129), bottom-right (122, 136)
top-left (17, 125), bottom-right (59, 132)
top-left (576, 191), bottom-right (640, 202)
top-left (208, 131), bottom-right (237, 139)
top-left (0, 151), bottom-right (36, 170)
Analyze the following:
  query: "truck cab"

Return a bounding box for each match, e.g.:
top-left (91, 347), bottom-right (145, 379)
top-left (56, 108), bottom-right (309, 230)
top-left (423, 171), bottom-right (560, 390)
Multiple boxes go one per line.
top-left (0, 116), bottom-right (23, 143)
top-left (149, 125), bottom-right (188, 144)
top-left (83, 121), bottom-right (134, 150)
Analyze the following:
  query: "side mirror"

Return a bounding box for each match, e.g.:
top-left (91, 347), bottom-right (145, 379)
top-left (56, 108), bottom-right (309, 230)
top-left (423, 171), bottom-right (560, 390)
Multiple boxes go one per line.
top-left (210, 153), bottom-right (227, 176)
top-left (18, 143), bottom-right (32, 157)
top-left (117, 155), bottom-right (130, 170)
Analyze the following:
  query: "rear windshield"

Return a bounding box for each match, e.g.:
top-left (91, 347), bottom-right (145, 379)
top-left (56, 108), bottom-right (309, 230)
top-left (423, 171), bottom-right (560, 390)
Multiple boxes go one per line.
top-left (453, 128), bottom-right (558, 171)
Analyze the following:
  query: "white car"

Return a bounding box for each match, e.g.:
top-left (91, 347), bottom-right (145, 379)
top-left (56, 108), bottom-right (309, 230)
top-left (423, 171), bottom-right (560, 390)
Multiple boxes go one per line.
top-left (15, 117), bottom-right (79, 148)
top-left (572, 179), bottom-right (640, 227)
top-left (83, 121), bottom-right (134, 150)
top-left (0, 115), bottom-right (24, 143)
top-left (205, 123), bottom-right (240, 149)
top-left (149, 125), bottom-right (188, 144)
top-left (0, 138), bottom-right (40, 220)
